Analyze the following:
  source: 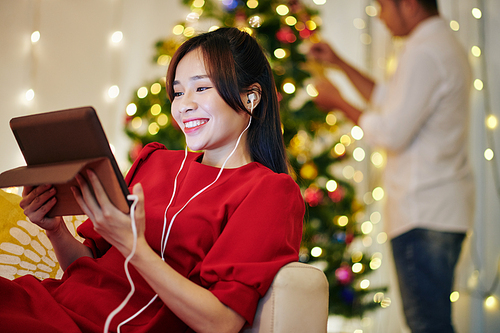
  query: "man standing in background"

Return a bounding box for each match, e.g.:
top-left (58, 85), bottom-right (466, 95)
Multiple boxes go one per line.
top-left (308, 0), bottom-right (474, 332)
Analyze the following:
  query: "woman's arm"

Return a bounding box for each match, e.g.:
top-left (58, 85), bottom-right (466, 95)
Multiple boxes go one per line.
top-left (20, 185), bottom-right (93, 270)
top-left (72, 171), bottom-right (245, 333)
top-left (131, 240), bottom-right (245, 333)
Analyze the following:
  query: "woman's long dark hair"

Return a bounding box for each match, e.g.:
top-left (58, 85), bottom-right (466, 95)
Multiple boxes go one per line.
top-left (166, 27), bottom-right (289, 174)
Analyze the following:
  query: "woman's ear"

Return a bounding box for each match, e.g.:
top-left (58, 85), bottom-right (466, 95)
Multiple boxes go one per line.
top-left (242, 83), bottom-right (262, 114)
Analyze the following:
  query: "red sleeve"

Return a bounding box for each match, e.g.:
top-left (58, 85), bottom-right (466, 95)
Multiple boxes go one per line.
top-left (125, 142), bottom-right (167, 186)
top-left (77, 142), bottom-right (168, 257)
top-left (199, 173), bottom-right (304, 325)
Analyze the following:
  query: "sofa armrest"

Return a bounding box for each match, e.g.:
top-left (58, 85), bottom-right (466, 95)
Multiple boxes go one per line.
top-left (242, 262), bottom-right (329, 333)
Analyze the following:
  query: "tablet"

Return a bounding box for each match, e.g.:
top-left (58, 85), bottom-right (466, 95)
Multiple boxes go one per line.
top-left (0, 106), bottom-right (130, 216)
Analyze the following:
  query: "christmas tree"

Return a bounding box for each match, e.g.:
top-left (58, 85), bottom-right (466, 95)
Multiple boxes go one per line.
top-left (124, 0), bottom-right (386, 318)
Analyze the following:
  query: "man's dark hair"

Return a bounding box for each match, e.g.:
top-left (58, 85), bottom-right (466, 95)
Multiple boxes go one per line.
top-left (394, 0), bottom-right (438, 13)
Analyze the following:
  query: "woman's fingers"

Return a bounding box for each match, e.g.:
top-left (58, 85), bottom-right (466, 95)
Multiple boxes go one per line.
top-left (74, 172), bottom-right (102, 215)
top-left (71, 185), bottom-right (95, 222)
top-left (19, 184), bottom-right (60, 229)
top-left (20, 185), bottom-right (55, 214)
top-left (132, 183), bottom-right (146, 235)
top-left (86, 169), bottom-right (114, 213)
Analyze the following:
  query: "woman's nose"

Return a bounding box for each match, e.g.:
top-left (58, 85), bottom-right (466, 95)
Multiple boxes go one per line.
top-left (178, 93), bottom-right (197, 113)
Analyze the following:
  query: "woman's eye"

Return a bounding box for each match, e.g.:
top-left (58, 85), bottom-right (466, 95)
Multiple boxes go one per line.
top-left (173, 92), bottom-right (183, 97)
top-left (197, 87), bottom-right (211, 92)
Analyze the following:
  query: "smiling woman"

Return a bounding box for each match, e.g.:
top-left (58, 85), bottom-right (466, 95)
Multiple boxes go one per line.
top-left (167, 27), bottom-right (289, 174)
top-left (170, 49), bottom-right (253, 166)
top-left (0, 27), bottom-right (305, 333)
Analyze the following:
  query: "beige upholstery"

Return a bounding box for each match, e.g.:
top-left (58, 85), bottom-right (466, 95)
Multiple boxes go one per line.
top-left (241, 262), bottom-right (329, 333)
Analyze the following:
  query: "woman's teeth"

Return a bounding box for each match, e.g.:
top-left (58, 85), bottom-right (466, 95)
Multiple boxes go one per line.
top-left (185, 119), bottom-right (208, 129)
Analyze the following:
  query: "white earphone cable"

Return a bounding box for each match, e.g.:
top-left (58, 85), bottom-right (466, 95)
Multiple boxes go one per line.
top-left (104, 194), bottom-right (140, 333)
top-left (107, 99), bottom-right (254, 331)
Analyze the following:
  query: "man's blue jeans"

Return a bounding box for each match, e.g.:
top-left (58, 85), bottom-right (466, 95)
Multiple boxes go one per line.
top-left (391, 228), bottom-right (465, 333)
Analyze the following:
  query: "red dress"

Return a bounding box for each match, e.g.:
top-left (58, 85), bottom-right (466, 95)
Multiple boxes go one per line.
top-left (0, 143), bottom-right (304, 333)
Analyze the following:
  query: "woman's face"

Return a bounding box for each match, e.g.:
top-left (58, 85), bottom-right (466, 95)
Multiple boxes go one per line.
top-left (171, 48), bottom-right (252, 166)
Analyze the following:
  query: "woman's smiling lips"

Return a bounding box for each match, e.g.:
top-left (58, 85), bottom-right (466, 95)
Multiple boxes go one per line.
top-left (183, 118), bottom-right (209, 133)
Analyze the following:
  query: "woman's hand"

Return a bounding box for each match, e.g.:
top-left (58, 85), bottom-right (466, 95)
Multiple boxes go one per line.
top-left (72, 170), bottom-right (146, 257)
top-left (20, 184), bottom-right (64, 231)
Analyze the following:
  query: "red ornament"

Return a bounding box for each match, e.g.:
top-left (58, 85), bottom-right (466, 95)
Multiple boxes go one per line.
top-left (129, 142), bottom-right (143, 162)
top-left (328, 186), bottom-right (345, 202)
top-left (276, 27), bottom-right (296, 44)
top-left (345, 233), bottom-right (354, 245)
top-left (304, 186), bottom-right (323, 207)
top-left (299, 28), bottom-right (312, 39)
top-left (335, 265), bottom-right (354, 285)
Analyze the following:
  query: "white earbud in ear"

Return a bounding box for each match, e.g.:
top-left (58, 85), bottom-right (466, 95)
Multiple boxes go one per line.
top-left (248, 93), bottom-right (256, 103)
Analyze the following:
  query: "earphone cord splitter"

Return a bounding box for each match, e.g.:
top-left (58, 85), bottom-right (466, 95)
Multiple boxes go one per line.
top-left (104, 100), bottom-right (254, 333)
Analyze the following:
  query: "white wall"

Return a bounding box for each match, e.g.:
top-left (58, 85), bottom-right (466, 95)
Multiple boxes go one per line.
top-left (0, 1), bottom-right (499, 332)
top-left (0, 0), bottom-right (188, 171)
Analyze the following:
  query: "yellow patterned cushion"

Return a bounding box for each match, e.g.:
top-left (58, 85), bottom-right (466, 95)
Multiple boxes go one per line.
top-left (0, 189), bottom-right (86, 280)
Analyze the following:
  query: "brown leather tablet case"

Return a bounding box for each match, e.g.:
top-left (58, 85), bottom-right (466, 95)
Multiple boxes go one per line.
top-left (0, 106), bottom-right (130, 216)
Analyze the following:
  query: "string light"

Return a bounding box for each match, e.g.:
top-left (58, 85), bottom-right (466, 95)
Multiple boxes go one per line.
top-left (333, 143), bottom-right (346, 156)
top-left (370, 151), bottom-right (384, 168)
top-left (353, 18), bottom-right (366, 30)
top-left (325, 112), bottom-right (337, 126)
top-left (108, 85), bottom-right (120, 98)
top-left (365, 5), bottom-right (377, 17)
top-left (353, 147), bottom-right (365, 162)
top-left (246, 0), bottom-right (258, 9)
top-left (472, 7), bottom-right (482, 19)
top-left (353, 170), bottom-right (364, 183)
top-left (343, 165), bottom-right (355, 179)
top-left (126, 103), bottom-right (137, 116)
top-left (131, 117), bottom-right (142, 129)
top-left (484, 295), bottom-right (498, 310)
top-left (474, 79), bottom-right (484, 91)
top-left (157, 114), bottom-right (169, 126)
top-left (312, 0), bottom-right (326, 6)
top-left (282, 82), bottom-right (295, 94)
top-left (361, 221), bottom-right (373, 234)
top-left (484, 148), bottom-right (494, 161)
top-left (25, 89), bottom-right (35, 101)
top-left (360, 279), bottom-right (370, 289)
top-left (450, 20), bottom-right (460, 31)
top-left (486, 115), bottom-right (498, 129)
top-left (150, 104), bottom-right (161, 116)
top-left (352, 263), bottom-right (364, 273)
top-left (148, 122), bottom-right (160, 135)
top-left (351, 126), bottom-right (364, 140)
top-left (311, 246), bottom-right (322, 257)
top-left (172, 25), bottom-right (184, 35)
top-left (306, 84), bottom-right (318, 97)
top-left (340, 135), bottom-right (351, 146)
top-left (371, 187), bottom-right (384, 201)
top-left (337, 215), bottom-right (348, 227)
top-left (285, 16), bottom-right (297, 26)
top-left (326, 180), bottom-right (338, 192)
top-left (450, 291), bottom-right (460, 302)
top-left (471, 45), bottom-right (482, 57)
top-left (31, 31), bottom-right (40, 43)
top-left (275, 4), bottom-right (289, 16)
top-left (274, 48), bottom-right (286, 59)
top-left (111, 31), bottom-right (123, 43)
top-left (376, 232), bottom-right (387, 244)
top-left (137, 86), bottom-right (148, 98)
top-left (150, 83), bottom-right (162, 95)
top-left (370, 211), bottom-right (381, 224)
